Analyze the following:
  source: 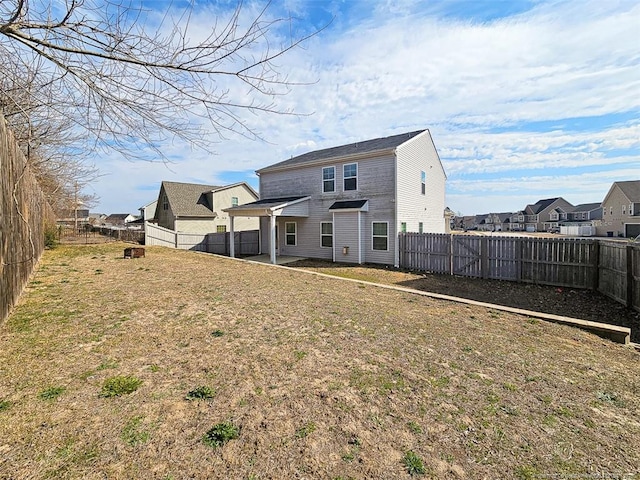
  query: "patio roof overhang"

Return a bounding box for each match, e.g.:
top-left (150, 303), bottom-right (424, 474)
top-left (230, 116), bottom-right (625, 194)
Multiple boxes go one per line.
top-left (223, 196), bottom-right (310, 217)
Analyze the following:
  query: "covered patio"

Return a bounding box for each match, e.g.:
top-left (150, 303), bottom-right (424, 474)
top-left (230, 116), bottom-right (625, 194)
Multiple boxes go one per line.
top-left (223, 196), bottom-right (310, 264)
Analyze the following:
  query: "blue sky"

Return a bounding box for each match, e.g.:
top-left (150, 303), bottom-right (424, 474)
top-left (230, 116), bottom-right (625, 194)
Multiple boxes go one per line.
top-left (92, 0), bottom-right (640, 215)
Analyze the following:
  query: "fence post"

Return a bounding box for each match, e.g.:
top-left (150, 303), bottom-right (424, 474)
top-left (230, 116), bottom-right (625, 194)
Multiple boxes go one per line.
top-left (448, 234), bottom-right (453, 275)
top-left (592, 240), bottom-right (600, 291)
top-left (480, 236), bottom-right (489, 279)
top-left (627, 245), bottom-right (633, 308)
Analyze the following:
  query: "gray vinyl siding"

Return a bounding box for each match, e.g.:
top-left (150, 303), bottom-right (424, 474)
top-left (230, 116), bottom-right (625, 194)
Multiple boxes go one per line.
top-left (333, 212), bottom-right (360, 263)
top-left (395, 131), bottom-right (446, 234)
top-left (259, 153), bottom-right (396, 264)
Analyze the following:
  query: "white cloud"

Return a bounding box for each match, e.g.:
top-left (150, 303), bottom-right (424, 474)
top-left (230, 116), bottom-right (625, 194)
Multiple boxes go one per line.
top-left (91, 0), bottom-right (640, 218)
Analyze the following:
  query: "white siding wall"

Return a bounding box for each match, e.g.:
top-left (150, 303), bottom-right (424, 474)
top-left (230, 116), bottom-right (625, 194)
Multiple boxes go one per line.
top-left (175, 218), bottom-right (218, 234)
top-left (395, 131), bottom-right (446, 234)
top-left (260, 153), bottom-right (396, 264)
top-left (214, 186), bottom-right (259, 232)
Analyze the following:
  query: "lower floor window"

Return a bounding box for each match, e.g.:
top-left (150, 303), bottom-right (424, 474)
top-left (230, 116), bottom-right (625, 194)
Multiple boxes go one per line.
top-left (418, 222), bottom-right (423, 234)
top-left (216, 225), bottom-right (227, 233)
top-left (321, 222), bottom-right (333, 247)
top-left (372, 222), bottom-right (388, 251)
top-left (285, 222), bottom-right (297, 246)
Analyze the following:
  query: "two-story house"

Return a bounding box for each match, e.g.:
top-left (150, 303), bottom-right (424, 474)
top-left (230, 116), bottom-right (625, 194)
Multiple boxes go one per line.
top-left (523, 197), bottom-right (574, 232)
top-left (153, 181), bottom-right (259, 234)
top-left (225, 130), bottom-right (447, 266)
top-left (597, 180), bottom-right (640, 238)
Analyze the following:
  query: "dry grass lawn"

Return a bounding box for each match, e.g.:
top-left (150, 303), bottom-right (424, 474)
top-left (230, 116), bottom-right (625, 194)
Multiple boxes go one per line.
top-left (0, 243), bottom-right (639, 479)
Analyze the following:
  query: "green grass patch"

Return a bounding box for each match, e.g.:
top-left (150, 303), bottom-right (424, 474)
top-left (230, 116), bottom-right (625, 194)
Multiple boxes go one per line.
top-left (99, 376), bottom-right (142, 397)
top-left (295, 422), bottom-right (316, 438)
top-left (403, 450), bottom-right (426, 476)
top-left (121, 416), bottom-right (151, 446)
top-left (186, 386), bottom-right (216, 400)
top-left (0, 399), bottom-right (11, 411)
top-left (39, 386), bottom-right (66, 400)
top-left (202, 422), bottom-right (239, 448)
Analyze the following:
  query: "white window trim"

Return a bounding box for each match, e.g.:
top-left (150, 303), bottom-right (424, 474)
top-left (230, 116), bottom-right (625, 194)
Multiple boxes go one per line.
top-left (322, 166), bottom-right (336, 194)
top-left (231, 196), bottom-right (239, 207)
top-left (343, 162), bottom-right (358, 192)
top-left (372, 221), bottom-right (389, 251)
top-left (320, 221), bottom-right (333, 248)
top-left (285, 221), bottom-right (297, 246)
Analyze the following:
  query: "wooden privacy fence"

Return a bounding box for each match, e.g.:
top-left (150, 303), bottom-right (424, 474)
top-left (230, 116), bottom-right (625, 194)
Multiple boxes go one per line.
top-left (0, 114), bottom-right (56, 323)
top-left (399, 233), bottom-right (640, 313)
top-left (145, 222), bottom-right (259, 256)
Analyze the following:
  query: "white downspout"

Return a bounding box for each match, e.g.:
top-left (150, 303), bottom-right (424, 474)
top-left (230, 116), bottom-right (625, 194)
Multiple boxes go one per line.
top-left (394, 150), bottom-right (399, 267)
top-left (229, 216), bottom-right (235, 258)
top-left (358, 210), bottom-right (362, 264)
top-left (332, 212), bottom-right (336, 263)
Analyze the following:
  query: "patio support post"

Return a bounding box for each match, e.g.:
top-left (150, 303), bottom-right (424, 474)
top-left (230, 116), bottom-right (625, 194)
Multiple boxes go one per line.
top-left (229, 216), bottom-right (235, 258)
top-left (270, 214), bottom-right (277, 264)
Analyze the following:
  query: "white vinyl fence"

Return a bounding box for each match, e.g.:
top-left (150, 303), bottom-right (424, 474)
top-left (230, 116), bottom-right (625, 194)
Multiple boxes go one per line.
top-left (144, 222), bottom-right (259, 255)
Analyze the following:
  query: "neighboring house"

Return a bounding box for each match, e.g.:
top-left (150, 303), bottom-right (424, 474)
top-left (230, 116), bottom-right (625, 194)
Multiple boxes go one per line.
top-left (567, 203), bottom-right (603, 224)
top-left (522, 197), bottom-right (574, 232)
top-left (57, 208), bottom-right (90, 228)
top-left (154, 181), bottom-right (259, 234)
top-left (88, 213), bottom-right (107, 226)
top-left (597, 180), bottom-right (640, 238)
top-left (139, 200), bottom-right (158, 223)
top-left (478, 212), bottom-right (512, 232)
top-left (225, 129), bottom-right (447, 266)
top-left (104, 213), bottom-right (137, 226)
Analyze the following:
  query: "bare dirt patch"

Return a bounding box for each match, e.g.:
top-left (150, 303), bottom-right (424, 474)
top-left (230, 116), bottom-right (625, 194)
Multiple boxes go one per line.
top-left (1, 244), bottom-right (639, 479)
top-left (291, 259), bottom-right (640, 343)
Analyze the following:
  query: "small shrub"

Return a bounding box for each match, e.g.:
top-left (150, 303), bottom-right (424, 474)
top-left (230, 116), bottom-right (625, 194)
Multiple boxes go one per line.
top-left (186, 386), bottom-right (215, 400)
top-left (202, 422), bottom-right (239, 448)
top-left (100, 376), bottom-right (142, 397)
top-left (403, 450), bottom-right (426, 476)
top-left (0, 400), bottom-right (11, 412)
top-left (44, 226), bottom-right (58, 249)
top-left (39, 386), bottom-right (66, 400)
top-left (211, 329), bottom-right (224, 337)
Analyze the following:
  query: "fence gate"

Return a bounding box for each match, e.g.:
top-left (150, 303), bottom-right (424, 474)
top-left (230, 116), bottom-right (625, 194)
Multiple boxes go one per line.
top-left (452, 235), bottom-right (483, 278)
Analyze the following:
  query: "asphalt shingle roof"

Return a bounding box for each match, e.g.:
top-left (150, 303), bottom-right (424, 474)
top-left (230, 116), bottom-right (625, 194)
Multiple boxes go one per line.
top-left (257, 130), bottom-right (426, 173)
top-left (162, 181), bottom-right (220, 217)
top-left (615, 180), bottom-right (640, 202)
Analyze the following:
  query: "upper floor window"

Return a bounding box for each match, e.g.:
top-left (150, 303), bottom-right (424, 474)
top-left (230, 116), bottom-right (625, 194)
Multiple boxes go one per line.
top-left (323, 166), bottom-right (335, 193)
top-left (622, 205), bottom-right (626, 215)
top-left (162, 196), bottom-right (169, 211)
top-left (343, 163), bottom-right (357, 191)
top-left (231, 196), bottom-right (238, 207)
top-left (421, 171), bottom-right (426, 195)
